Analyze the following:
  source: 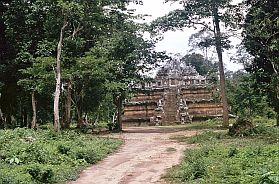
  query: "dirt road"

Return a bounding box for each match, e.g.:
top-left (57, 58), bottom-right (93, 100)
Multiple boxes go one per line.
top-left (69, 127), bottom-right (197, 184)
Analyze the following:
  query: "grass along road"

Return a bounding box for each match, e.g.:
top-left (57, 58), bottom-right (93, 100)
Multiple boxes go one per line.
top-left (164, 122), bottom-right (279, 184)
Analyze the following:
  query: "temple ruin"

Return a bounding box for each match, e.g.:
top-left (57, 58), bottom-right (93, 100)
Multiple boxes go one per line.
top-left (123, 58), bottom-right (223, 126)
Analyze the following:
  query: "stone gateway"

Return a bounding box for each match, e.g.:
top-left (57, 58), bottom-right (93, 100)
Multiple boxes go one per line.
top-left (123, 58), bottom-right (223, 126)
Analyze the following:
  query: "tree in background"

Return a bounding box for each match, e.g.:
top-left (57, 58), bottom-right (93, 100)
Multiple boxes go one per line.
top-left (242, 0), bottom-right (279, 125)
top-left (73, 21), bottom-right (165, 130)
top-left (0, 0), bottom-right (49, 128)
top-left (0, 0), bottom-right (162, 130)
top-left (48, 0), bottom-right (131, 131)
top-left (181, 53), bottom-right (218, 76)
top-left (189, 32), bottom-right (214, 60)
top-left (151, 0), bottom-right (244, 127)
top-left (18, 56), bottom-right (54, 129)
top-left (226, 70), bottom-right (275, 118)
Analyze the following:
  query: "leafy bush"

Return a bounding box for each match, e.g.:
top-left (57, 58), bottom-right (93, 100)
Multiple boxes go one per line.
top-left (27, 164), bottom-right (54, 183)
top-left (253, 117), bottom-right (276, 126)
top-left (182, 118), bottom-right (224, 131)
top-left (228, 147), bottom-right (238, 157)
top-left (246, 124), bottom-right (279, 136)
top-left (57, 144), bottom-right (71, 155)
top-left (165, 149), bottom-right (207, 182)
top-left (259, 172), bottom-right (279, 184)
top-left (0, 128), bottom-right (122, 183)
top-left (75, 149), bottom-right (99, 164)
top-left (187, 131), bottom-right (224, 144)
top-left (167, 142), bottom-right (279, 184)
top-left (228, 117), bottom-right (254, 136)
top-left (179, 158), bottom-right (206, 181)
top-left (0, 169), bottom-right (33, 184)
top-left (166, 121), bottom-right (279, 184)
top-left (228, 118), bottom-right (279, 140)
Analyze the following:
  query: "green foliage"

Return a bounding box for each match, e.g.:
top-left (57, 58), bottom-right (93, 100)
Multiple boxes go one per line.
top-left (228, 118), bottom-right (279, 142)
top-left (18, 57), bottom-right (54, 93)
top-left (178, 118), bottom-right (224, 131)
top-left (253, 117), bottom-right (276, 126)
top-left (151, 0), bottom-right (244, 51)
top-left (0, 128), bottom-right (122, 183)
top-left (181, 53), bottom-right (218, 76)
top-left (151, 0), bottom-right (244, 127)
top-left (242, 0), bottom-right (279, 124)
top-left (187, 131), bottom-right (225, 144)
top-left (75, 149), bottom-right (99, 164)
top-left (228, 147), bottom-right (238, 157)
top-left (27, 164), bottom-right (54, 183)
top-left (228, 117), bottom-right (254, 136)
top-left (240, 124), bottom-right (279, 143)
top-left (57, 144), bottom-right (71, 155)
top-left (226, 71), bottom-right (275, 118)
top-left (166, 122), bottom-right (279, 184)
top-left (1, 0), bottom-right (161, 129)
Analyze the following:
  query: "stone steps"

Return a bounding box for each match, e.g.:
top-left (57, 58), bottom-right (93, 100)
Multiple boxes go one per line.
top-left (163, 87), bottom-right (179, 122)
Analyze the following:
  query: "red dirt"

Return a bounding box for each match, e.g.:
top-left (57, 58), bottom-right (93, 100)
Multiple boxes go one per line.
top-left (68, 127), bottom-right (197, 184)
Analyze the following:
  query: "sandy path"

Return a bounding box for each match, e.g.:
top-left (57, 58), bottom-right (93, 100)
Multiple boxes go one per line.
top-left (69, 127), bottom-right (197, 184)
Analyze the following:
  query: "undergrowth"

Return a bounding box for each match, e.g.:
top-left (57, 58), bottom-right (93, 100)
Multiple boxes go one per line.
top-left (165, 120), bottom-right (279, 184)
top-left (181, 118), bottom-right (236, 131)
top-left (0, 128), bottom-right (122, 184)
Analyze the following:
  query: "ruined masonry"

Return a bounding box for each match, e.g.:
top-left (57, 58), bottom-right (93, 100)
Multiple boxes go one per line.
top-left (123, 58), bottom-right (223, 126)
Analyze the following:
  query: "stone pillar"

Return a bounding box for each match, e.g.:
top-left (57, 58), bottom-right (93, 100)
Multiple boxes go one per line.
top-left (154, 99), bottom-right (164, 126)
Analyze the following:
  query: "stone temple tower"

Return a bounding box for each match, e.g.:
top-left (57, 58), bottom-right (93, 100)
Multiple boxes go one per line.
top-left (122, 58), bottom-right (223, 126)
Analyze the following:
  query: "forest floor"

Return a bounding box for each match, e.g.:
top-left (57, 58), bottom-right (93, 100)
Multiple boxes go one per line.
top-left (68, 126), bottom-right (198, 184)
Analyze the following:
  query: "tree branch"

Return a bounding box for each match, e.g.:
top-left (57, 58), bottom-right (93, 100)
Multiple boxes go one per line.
top-left (71, 23), bottom-right (83, 40)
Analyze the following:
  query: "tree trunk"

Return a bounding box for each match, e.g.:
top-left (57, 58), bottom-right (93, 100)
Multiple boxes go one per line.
top-left (0, 107), bottom-right (4, 129)
top-left (276, 111), bottom-right (279, 127)
top-left (275, 101), bottom-right (279, 126)
top-left (54, 20), bottom-right (68, 132)
top-left (213, 7), bottom-right (229, 127)
top-left (62, 80), bottom-right (72, 129)
top-left (11, 115), bottom-right (16, 128)
top-left (94, 113), bottom-right (99, 126)
top-left (116, 96), bottom-right (122, 131)
top-left (5, 114), bottom-right (11, 128)
top-left (73, 86), bottom-right (86, 129)
top-left (77, 107), bottom-right (83, 128)
top-left (26, 114), bottom-right (30, 128)
top-left (31, 91), bottom-right (37, 129)
top-left (277, 101), bottom-right (279, 127)
top-left (23, 110), bottom-right (28, 128)
top-left (85, 114), bottom-right (89, 124)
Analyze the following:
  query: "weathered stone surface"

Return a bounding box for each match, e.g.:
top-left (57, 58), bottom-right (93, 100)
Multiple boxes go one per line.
top-left (123, 58), bottom-right (223, 126)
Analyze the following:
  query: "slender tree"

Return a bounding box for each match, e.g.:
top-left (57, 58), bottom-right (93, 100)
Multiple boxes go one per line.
top-left (50, 0), bottom-right (130, 131)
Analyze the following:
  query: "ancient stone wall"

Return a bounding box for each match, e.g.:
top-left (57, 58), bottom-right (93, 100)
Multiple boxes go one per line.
top-left (122, 58), bottom-right (223, 126)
